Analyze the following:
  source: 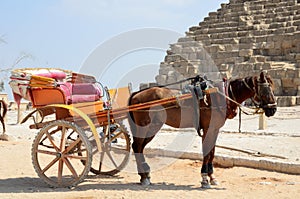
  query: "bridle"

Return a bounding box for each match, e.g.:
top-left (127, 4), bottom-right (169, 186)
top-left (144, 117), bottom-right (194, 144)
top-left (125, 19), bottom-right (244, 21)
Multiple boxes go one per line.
top-left (241, 78), bottom-right (277, 109)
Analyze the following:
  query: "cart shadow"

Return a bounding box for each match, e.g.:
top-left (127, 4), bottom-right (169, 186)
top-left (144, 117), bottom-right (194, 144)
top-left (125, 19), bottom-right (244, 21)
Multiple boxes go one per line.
top-left (0, 176), bottom-right (226, 193)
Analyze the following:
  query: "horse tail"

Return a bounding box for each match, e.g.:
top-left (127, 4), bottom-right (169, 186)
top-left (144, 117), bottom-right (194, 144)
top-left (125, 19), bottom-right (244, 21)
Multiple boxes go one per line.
top-left (127, 90), bottom-right (141, 135)
top-left (0, 100), bottom-right (8, 119)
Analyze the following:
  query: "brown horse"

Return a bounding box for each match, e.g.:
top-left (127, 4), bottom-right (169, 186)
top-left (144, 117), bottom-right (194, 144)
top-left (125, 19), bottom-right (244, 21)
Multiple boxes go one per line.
top-left (0, 100), bottom-right (8, 134)
top-left (128, 71), bottom-right (277, 187)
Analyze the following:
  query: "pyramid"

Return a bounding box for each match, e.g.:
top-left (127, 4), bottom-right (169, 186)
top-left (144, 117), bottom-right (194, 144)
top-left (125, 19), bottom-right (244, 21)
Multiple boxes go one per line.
top-left (156, 0), bottom-right (300, 101)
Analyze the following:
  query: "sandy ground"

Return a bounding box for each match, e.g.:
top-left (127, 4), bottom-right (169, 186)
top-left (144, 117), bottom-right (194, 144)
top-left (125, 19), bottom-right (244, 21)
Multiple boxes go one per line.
top-left (0, 109), bottom-right (300, 198)
top-left (0, 139), bottom-right (299, 198)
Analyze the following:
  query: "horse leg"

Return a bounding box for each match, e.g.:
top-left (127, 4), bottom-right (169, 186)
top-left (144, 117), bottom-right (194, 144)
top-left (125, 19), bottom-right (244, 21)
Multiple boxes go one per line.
top-left (132, 120), bottom-right (163, 186)
top-left (132, 136), bottom-right (151, 186)
top-left (0, 116), bottom-right (5, 134)
top-left (0, 101), bottom-right (7, 134)
top-left (0, 105), bottom-right (3, 134)
top-left (201, 153), bottom-right (211, 188)
top-left (200, 127), bottom-right (219, 188)
top-left (208, 146), bottom-right (219, 185)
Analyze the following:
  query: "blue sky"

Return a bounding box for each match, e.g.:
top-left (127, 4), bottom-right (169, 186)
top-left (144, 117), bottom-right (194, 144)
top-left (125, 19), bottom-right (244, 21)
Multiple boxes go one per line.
top-left (0, 0), bottom-right (228, 95)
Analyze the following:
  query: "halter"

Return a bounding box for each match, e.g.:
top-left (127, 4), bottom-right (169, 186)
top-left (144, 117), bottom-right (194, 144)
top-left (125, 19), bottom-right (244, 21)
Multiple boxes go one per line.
top-left (241, 78), bottom-right (277, 109)
top-left (224, 76), bottom-right (276, 118)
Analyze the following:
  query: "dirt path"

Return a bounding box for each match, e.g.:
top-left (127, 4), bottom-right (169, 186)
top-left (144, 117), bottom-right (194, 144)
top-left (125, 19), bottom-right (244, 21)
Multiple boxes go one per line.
top-left (0, 140), bottom-right (299, 199)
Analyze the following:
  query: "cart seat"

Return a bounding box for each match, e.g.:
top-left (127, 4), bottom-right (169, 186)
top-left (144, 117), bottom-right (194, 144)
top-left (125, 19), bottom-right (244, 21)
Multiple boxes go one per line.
top-left (29, 70), bottom-right (67, 80)
top-left (59, 82), bottom-right (102, 104)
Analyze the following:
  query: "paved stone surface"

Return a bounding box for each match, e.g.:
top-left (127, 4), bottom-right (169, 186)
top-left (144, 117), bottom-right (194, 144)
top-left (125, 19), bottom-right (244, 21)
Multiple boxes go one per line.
top-left (145, 106), bottom-right (300, 174)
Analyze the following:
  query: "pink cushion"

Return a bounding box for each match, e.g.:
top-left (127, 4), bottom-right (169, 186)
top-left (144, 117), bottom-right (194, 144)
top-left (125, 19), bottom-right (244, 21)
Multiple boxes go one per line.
top-left (35, 71), bottom-right (66, 80)
top-left (69, 95), bottom-right (101, 104)
top-left (72, 83), bottom-right (101, 95)
top-left (58, 82), bottom-right (102, 104)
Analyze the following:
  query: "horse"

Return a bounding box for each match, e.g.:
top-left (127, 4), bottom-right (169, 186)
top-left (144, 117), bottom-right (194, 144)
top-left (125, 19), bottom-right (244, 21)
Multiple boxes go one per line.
top-left (128, 71), bottom-right (277, 188)
top-left (0, 100), bottom-right (8, 134)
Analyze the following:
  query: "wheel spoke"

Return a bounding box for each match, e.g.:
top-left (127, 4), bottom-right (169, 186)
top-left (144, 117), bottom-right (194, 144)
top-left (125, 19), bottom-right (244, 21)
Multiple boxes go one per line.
top-left (45, 131), bottom-right (60, 152)
top-left (62, 138), bottom-right (81, 154)
top-left (58, 159), bottom-right (64, 184)
top-left (37, 149), bottom-right (58, 156)
top-left (99, 152), bottom-right (105, 172)
top-left (105, 150), bottom-right (118, 168)
top-left (41, 157), bottom-right (60, 173)
top-left (59, 126), bottom-right (66, 151)
top-left (64, 154), bottom-right (87, 161)
top-left (110, 146), bottom-right (127, 154)
top-left (32, 120), bottom-right (92, 188)
top-left (110, 131), bottom-right (123, 140)
top-left (63, 157), bottom-right (78, 179)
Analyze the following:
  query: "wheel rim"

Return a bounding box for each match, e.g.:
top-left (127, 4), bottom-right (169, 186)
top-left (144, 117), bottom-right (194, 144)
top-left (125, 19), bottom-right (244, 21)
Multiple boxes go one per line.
top-left (87, 123), bottom-right (131, 175)
top-left (32, 120), bottom-right (92, 188)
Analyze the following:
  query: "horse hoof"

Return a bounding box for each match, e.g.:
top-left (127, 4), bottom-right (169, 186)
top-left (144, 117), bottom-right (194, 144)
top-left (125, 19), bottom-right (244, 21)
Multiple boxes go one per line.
top-left (210, 178), bottom-right (219, 186)
top-left (201, 181), bottom-right (211, 189)
top-left (140, 178), bottom-right (151, 186)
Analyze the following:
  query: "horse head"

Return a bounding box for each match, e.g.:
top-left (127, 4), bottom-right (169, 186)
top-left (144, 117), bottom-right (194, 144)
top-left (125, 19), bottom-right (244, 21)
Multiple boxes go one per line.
top-left (254, 71), bottom-right (277, 117)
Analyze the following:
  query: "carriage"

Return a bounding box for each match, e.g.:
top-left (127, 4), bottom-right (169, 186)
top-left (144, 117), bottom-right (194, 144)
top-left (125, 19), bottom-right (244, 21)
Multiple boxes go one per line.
top-left (8, 68), bottom-right (199, 188)
top-left (9, 68), bottom-right (277, 188)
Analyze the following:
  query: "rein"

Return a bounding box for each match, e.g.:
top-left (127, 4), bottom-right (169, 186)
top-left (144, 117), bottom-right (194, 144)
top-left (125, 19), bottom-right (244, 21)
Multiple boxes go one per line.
top-left (156, 75), bottom-right (205, 88)
top-left (212, 80), bottom-right (263, 116)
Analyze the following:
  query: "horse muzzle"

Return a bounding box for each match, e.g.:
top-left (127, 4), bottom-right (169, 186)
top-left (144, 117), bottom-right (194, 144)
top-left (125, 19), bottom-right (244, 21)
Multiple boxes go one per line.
top-left (263, 103), bottom-right (277, 117)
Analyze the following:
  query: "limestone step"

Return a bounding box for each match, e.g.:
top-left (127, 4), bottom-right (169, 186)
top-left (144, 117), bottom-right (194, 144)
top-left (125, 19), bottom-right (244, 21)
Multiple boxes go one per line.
top-left (268, 61), bottom-right (296, 69)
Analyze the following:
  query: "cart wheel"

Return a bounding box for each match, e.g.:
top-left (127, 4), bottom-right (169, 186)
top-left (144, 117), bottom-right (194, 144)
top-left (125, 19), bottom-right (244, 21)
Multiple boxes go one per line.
top-left (32, 120), bottom-right (92, 188)
top-left (86, 123), bottom-right (131, 175)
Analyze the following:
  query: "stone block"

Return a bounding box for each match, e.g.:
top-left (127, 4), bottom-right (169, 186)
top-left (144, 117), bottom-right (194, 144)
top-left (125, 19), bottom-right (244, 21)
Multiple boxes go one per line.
top-left (166, 75), bottom-right (177, 84)
top-left (254, 63), bottom-right (264, 70)
top-left (188, 53), bottom-right (197, 60)
top-left (286, 69), bottom-right (300, 78)
top-left (272, 79), bottom-right (282, 95)
top-left (159, 66), bottom-right (173, 75)
top-left (240, 37), bottom-right (255, 44)
top-left (239, 43), bottom-right (254, 49)
top-left (178, 37), bottom-right (194, 43)
top-left (197, 51), bottom-right (206, 60)
top-left (297, 91), bottom-right (300, 100)
top-left (182, 47), bottom-right (196, 53)
top-left (239, 49), bottom-right (253, 57)
top-left (293, 78), bottom-right (300, 85)
top-left (170, 45), bottom-right (182, 54)
top-left (263, 63), bottom-right (272, 69)
top-left (281, 78), bottom-right (294, 87)
top-left (276, 96), bottom-right (296, 107)
top-left (188, 65), bottom-right (198, 75)
top-left (155, 75), bottom-right (167, 85)
top-left (177, 66), bottom-right (189, 74)
top-left (281, 40), bottom-right (293, 49)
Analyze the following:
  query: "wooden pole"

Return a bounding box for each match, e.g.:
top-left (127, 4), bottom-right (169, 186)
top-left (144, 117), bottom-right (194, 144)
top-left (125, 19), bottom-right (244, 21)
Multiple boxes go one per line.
top-left (259, 113), bottom-right (266, 130)
top-left (17, 104), bottom-right (22, 124)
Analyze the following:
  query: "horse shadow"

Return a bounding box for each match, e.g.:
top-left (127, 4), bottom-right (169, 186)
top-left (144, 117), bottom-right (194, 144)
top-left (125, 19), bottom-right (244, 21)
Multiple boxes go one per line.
top-left (0, 175), bottom-right (226, 193)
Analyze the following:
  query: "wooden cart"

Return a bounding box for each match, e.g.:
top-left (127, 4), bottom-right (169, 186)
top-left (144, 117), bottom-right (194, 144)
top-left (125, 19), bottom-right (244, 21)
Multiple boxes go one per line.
top-left (9, 68), bottom-right (194, 188)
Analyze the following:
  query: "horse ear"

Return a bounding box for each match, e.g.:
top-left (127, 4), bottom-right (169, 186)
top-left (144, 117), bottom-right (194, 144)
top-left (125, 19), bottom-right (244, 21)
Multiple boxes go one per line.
top-left (259, 71), bottom-right (267, 83)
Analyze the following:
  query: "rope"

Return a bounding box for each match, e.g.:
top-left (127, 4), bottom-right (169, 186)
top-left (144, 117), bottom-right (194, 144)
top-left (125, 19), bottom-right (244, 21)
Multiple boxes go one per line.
top-left (206, 81), bottom-right (263, 116)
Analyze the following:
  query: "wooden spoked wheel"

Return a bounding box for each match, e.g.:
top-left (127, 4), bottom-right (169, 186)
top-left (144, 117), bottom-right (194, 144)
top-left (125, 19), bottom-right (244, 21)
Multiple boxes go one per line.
top-left (32, 120), bottom-right (92, 188)
top-left (85, 123), bottom-right (131, 175)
